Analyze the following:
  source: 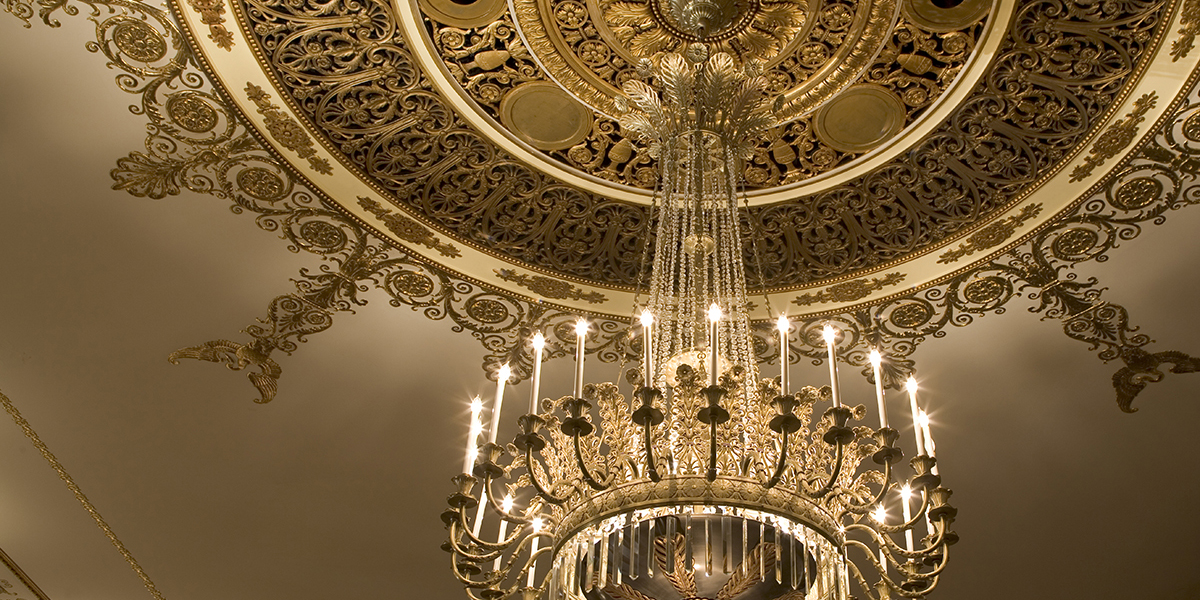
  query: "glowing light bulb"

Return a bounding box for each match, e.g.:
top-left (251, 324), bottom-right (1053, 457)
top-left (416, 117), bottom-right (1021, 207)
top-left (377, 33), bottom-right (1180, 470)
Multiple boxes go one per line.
top-left (906, 376), bottom-right (918, 394)
top-left (822, 323), bottom-right (837, 344)
top-left (575, 318), bottom-right (589, 337)
top-left (869, 348), bottom-right (882, 367)
top-left (502, 494), bottom-right (514, 512)
top-left (532, 331), bottom-right (545, 351)
top-left (640, 309), bottom-right (654, 327)
top-left (707, 303), bottom-right (722, 323)
top-left (872, 505), bottom-right (887, 524)
top-left (776, 314), bottom-right (789, 333)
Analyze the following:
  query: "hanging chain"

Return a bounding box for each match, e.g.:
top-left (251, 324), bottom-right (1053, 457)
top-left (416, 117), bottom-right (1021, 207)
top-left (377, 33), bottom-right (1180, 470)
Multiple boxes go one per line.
top-left (0, 389), bottom-right (167, 600)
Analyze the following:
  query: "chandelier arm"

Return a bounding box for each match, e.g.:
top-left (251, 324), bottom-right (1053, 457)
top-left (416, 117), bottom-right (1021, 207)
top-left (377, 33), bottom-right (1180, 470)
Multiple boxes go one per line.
top-left (843, 539), bottom-right (937, 600)
top-left (450, 551), bottom-right (504, 590)
top-left (572, 432), bottom-right (613, 491)
top-left (801, 442), bottom-right (846, 498)
top-left (843, 461), bottom-right (894, 513)
top-left (843, 523), bottom-right (937, 563)
top-left (483, 474), bottom-right (534, 525)
top-left (872, 486), bottom-right (933, 534)
top-left (763, 430), bottom-right (790, 489)
top-left (524, 447), bottom-right (572, 505)
top-left (841, 546), bottom-right (879, 600)
top-left (448, 519), bottom-right (507, 561)
top-left (457, 506), bottom-right (531, 552)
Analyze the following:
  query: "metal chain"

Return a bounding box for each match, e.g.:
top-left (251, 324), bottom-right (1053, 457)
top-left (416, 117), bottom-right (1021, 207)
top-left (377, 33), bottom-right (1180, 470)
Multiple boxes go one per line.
top-left (0, 389), bottom-right (166, 600)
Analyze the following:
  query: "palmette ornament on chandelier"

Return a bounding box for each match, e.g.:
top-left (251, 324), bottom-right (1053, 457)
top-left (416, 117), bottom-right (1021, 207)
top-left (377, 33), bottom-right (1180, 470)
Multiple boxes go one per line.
top-left (443, 46), bottom-right (957, 600)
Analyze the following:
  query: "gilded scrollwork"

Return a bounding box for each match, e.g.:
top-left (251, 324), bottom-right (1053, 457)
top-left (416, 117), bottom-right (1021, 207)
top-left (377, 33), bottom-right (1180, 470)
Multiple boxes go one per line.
top-left (244, 83), bottom-right (332, 175)
top-left (1171, 0), bottom-right (1200, 60)
top-left (791, 273), bottom-right (906, 306)
top-left (1070, 93), bottom-right (1158, 182)
top-left (937, 203), bottom-right (1042, 264)
top-left (357, 196), bottom-right (460, 257)
top-left (186, 0), bottom-right (233, 49)
top-left (495, 269), bottom-right (608, 303)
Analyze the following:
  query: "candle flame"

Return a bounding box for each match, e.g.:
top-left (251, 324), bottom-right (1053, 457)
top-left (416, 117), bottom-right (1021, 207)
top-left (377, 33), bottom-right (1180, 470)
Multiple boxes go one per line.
top-left (498, 363), bottom-right (512, 382)
top-left (532, 331), bottom-right (545, 351)
top-left (640, 309), bottom-right (654, 327)
top-left (470, 396), bottom-right (483, 413)
top-left (906, 376), bottom-right (918, 394)
top-left (901, 483), bottom-right (912, 499)
top-left (776, 314), bottom-right (789, 333)
top-left (574, 318), bottom-right (589, 337)
top-left (869, 348), bottom-right (882, 367)
top-left (872, 505), bottom-right (887, 523)
top-left (502, 494), bottom-right (514, 512)
top-left (707, 303), bottom-right (722, 323)
top-left (919, 409), bottom-right (931, 429)
top-left (822, 323), bottom-right (837, 344)
top-left (532, 516), bottom-right (544, 532)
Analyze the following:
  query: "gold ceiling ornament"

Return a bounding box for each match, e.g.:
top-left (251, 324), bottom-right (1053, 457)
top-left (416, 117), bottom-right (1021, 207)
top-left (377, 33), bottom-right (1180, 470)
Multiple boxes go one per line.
top-left (935, 204), bottom-right (1042, 264)
top-left (791, 274), bottom-right (907, 307)
top-left (443, 47), bottom-right (957, 600)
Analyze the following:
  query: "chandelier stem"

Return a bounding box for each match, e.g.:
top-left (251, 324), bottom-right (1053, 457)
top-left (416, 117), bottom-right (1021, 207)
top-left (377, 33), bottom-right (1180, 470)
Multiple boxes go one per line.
top-left (764, 430), bottom-right (789, 489)
top-left (805, 442), bottom-right (845, 499)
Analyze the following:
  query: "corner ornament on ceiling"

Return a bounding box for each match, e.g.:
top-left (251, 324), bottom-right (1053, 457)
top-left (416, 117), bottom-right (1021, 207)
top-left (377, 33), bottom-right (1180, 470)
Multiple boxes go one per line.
top-left (495, 269), bottom-right (608, 304)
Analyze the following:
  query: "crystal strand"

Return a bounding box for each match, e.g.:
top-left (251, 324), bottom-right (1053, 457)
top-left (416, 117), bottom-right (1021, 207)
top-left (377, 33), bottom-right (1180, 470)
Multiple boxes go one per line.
top-left (615, 528), bottom-right (623, 586)
top-left (583, 537), bottom-right (594, 593)
top-left (666, 517), bottom-right (676, 575)
top-left (684, 512), bottom-right (694, 574)
top-left (722, 513), bottom-right (732, 574)
top-left (741, 516), bottom-right (748, 578)
top-left (775, 521), bottom-right (783, 584)
top-left (648, 519), bottom-right (656, 579)
top-left (800, 527), bottom-right (807, 592)
top-left (790, 523), bottom-right (799, 590)
top-left (759, 520), bottom-right (766, 583)
top-left (630, 518), bottom-right (639, 580)
top-left (704, 515), bottom-right (712, 576)
top-left (599, 532), bottom-right (610, 589)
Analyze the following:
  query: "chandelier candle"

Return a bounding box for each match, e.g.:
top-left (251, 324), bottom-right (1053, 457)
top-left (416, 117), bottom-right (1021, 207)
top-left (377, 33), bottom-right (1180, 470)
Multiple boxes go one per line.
top-left (901, 485), bottom-right (915, 552)
top-left (530, 333), bottom-right (545, 414)
top-left (869, 349), bottom-right (888, 428)
top-left (907, 376), bottom-right (926, 456)
top-left (921, 410), bottom-right (939, 476)
top-left (640, 310), bottom-right (653, 385)
top-left (823, 324), bottom-right (842, 407)
top-left (495, 494), bottom-right (514, 570)
top-left (463, 396), bottom-right (483, 474)
top-left (573, 319), bottom-right (587, 399)
top-left (708, 304), bottom-right (722, 386)
top-left (488, 364), bottom-right (511, 445)
top-left (528, 517), bottom-right (542, 587)
top-left (777, 316), bottom-right (790, 395)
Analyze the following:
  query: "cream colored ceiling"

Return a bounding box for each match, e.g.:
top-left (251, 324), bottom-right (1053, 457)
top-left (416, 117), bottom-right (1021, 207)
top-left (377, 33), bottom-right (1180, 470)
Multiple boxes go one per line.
top-left (2, 4), bottom-right (1200, 600)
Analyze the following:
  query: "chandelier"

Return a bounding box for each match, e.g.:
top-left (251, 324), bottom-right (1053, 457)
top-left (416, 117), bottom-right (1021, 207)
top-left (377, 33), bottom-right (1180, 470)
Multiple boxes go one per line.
top-left (442, 43), bottom-right (957, 600)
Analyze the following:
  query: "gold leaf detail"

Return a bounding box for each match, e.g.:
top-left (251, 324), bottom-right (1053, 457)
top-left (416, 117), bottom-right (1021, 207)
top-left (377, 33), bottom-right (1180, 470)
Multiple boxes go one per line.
top-left (937, 203), bottom-right (1042, 264)
top-left (244, 83), bottom-right (332, 175)
top-left (792, 272), bottom-right (906, 306)
top-left (1070, 93), bottom-right (1157, 182)
top-left (358, 197), bottom-right (460, 258)
top-left (187, 0), bottom-right (234, 50)
top-left (495, 269), bottom-right (607, 303)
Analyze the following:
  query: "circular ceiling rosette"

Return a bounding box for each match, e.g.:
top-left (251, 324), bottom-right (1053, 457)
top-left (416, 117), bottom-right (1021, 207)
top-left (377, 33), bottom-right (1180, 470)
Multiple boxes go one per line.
top-left (171, 0), bottom-right (1200, 320)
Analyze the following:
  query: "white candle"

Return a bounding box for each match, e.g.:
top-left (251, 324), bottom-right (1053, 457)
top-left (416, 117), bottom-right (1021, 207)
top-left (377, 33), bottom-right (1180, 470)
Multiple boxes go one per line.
top-left (777, 315), bottom-right (790, 395)
top-left (463, 396), bottom-right (483, 473)
top-left (900, 484), bottom-right (914, 552)
top-left (530, 332), bottom-right (545, 414)
top-left (906, 377), bottom-right (926, 456)
top-left (488, 364), bottom-right (512, 445)
top-left (574, 319), bottom-right (588, 398)
top-left (822, 325), bottom-right (841, 407)
top-left (869, 349), bottom-right (888, 428)
top-left (640, 309), bottom-right (654, 387)
top-left (708, 304), bottom-right (722, 386)
top-left (528, 516), bottom-right (543, 587)
top-left (495, 494), bottom-right (514, 569)
top-left (920, 410), bottom-right (939, 476)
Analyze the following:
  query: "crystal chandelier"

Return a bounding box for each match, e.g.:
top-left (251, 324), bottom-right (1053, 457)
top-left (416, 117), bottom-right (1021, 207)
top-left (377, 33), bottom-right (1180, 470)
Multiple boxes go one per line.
top-left (443, 46), bottom-right (957, 600)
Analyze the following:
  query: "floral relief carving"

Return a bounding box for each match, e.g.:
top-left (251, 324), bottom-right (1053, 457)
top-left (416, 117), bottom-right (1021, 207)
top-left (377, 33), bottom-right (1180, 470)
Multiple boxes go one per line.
top-left (357, 197), bottom-right (460, 258)
top-left (937, 204), bottom-right (1043, 264)
top-left (186, 0), bottom-right (234, 49)
top-left (244, 83), bottom-right (332, 175)
top-left (1070, 93), bottom-right (1158, 182)
top-left (791, 273), bottom-right (906, 306)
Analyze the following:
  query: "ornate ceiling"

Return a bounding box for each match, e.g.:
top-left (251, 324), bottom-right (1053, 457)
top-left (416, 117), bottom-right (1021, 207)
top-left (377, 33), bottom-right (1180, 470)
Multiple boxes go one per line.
top-left (6, 0), bottom-right (1200, 401)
